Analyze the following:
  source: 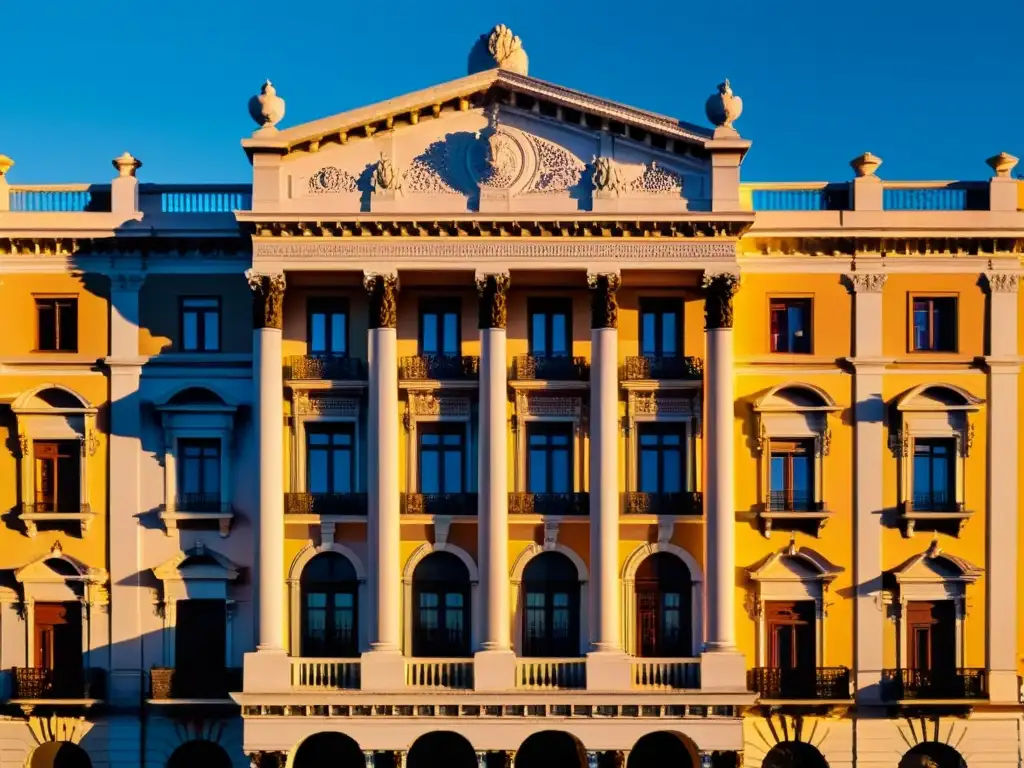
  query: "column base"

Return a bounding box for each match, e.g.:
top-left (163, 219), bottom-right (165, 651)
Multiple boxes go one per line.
top-left (987, 669), bottom-right (1020, 704)
top-left (585, 650), bottom-right (630, 691)
top-left (243, 649), bottom-right (290, 693)
top-left (699, 650), bottom-right (747, 692)
top-left (360, 649), bottom-right (406, 691)
top-left (474, 649), bottom-right (516, 691)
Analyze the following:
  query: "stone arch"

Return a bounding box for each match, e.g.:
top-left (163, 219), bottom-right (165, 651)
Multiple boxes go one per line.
top-left (153, 381), bottom-right (238, 408)
top-left (756, 382), bottom-right (838, 410)
top-left (622, 542), bottom-right (703, 582)
top-left (291, 732), bottom-right (364, 768)
top-left (12, 384), bottom-right (92, 411)
top-left (287, 543), bottom-right (367, 655)
top-left (895, 382), bottom-right (983, 412)
top-left (403, 542), bottom-right (479, 584)
top-left (166, 740), bottom-right (231, 768)
top-left (510, 542), bottom-right (588, 583)
top-left (407, 731), bottom-right (476, 768)
top-left (762, 741), bottom-right (829, 768)
top-left (289, 542), bottom-right (367, 582)
top-left (28, 741), bottom-right (93, 768)
top-left (628, 731), bottom-right (698, 768)
top-left (515, 731), bottom-right (586, 768)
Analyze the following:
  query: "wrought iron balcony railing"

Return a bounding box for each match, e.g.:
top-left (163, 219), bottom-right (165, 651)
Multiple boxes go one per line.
top-left (622, 355), bottom-right (704, 381)
top-left (149, 666), bottom-right (242, 700)
top-left (747, 666), bottom-right (851, 700)
top-left (284, 492), bottom-right (368, 516)
top-left (172, 493), bottom-right (227, 513)
top-left (766, 491), bottom-right (825, 513)
top-left (12, 667), bottom-right (106, 700)
top-left (513, 355), bottom-right (589, 381)
top-left (908, 492), bottom-right (963, 514)
top-left (623, 491), bottom-right (703, 516)
top-left (400, 355), bottom-right (479, 380)
top-left (401, 493), bottom-right (478, 516)
top-left (285, 355), bottom-right (365, 380)
top-left (881, 668), bottom-right (987, 701)
top-left (21, 502), bottom-right (91, 515)
top-left (509, 492), bottom-right (589, 516)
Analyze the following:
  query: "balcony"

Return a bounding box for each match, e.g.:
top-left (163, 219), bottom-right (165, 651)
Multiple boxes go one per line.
top-left (400, 355), bottom-right (479, 381)
top-left (509, 492), bottom-right (589, 516)
top-left (759, 492), bottom-right (831, 538)
top-left (747, 667), bottom-right (851, 701)
top-left (622, 491), bottom-right (702, 516)
top-left (161, 494), bottom-right (234, 537)
top-left (11, 667), bottom-right (105, 704)
top-left (881, 668), bottom-right (987, 702)
top-left (901, 493), bottom-right (972, 537)
top-left (405, 660), bottom-right (474, 690)
top-left (149, 667), bottom-right (241, 702)
top-left (631, 659), bottom-right (701, 690)
top-left (284, 492), bottom-right (368, 516)
top-left (401, 493), bottom-right (478, 516)
top-left (514, 659), bottom-right (586, 690)
top-left (285, 355), bottom-right (365, 381)
top-left (291, 658), bottom-right (361, 690)
top-left (622, 355), bottom-right (703, 381)
top-left (513, 355), bottom-right (589, 381)
top-left (19, 502), bottom-right (94, 538)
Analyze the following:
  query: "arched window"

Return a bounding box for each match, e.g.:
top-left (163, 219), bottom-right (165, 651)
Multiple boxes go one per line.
top-left (522, 552), bottom-right (580, 657)
top-left (301, 552), bottom-right (358, 657)
top-left (412, 552), bottom-right (471, 657)
top-left (635, 553), bottom-right (692, 657)
top-left (167, 741), bottom-right (232, 768)
top-left (29, 741), bottom-right (92, 768)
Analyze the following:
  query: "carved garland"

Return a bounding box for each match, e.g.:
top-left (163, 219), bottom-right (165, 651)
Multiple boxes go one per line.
top-left (626, 391), bottom-right (697, 435)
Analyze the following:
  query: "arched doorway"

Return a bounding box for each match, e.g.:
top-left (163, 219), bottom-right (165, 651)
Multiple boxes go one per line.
top-left (408, 731), bottom-right (476, 768)
top-left (412, 551), bottom-right (471, 657)
top-left (292, 732), bottom-right (364, 768)
top-left (762, 741), bottom-right (829, 768)
top-left (301, 551), bottom-right (360, 657)
top-left (900, 743), bottom-right (967, 768)
top-left (628, 732), bottom-right (695, 768)
top-left (29, 742), bottom-right (92, 768)
top-left (634, 553), bottom-right (693, 657)
top-left (167, 741), bottom-right (231, 768)
top-left (516, 731), bottom-right (585, 768)
top-left (521, 552), bottom-right (581, 657)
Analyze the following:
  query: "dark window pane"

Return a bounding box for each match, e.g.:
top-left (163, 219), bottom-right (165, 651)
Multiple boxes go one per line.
top-left (310, 314), bottom-right (327, 353)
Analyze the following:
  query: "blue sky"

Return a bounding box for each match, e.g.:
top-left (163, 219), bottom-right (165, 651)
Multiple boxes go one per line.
top-left (3, 0), bottom-right (1021, 184)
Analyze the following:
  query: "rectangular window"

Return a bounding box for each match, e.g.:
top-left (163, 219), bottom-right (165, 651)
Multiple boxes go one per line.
top-left (638, 424), bottom-right (685, 493)
top-left (308, 298), bottom-right (349, 356)
top-left (34, 602), bottom-right (83, 676)
top-left (528, 299), bottom-right (572, 357)
top-left (906, 600), bottom-right (956, 673)
top-left (178, 439), bottom-right (221, 507)
top-left (418, 424), bottom-right (465, 493)
top-left (527, 423), bottom-right (573, 493)
top-left (766, 601), bottom-right (816, 671)
top-left (420, 299), bottom-right (461, 356)
top-left (180, 297), bottom-right (221, 352)
top-left (307, 425), bottom-right (355, 493)
top-left (912, 438), bottom-right (956, 510)
top-left (911, 296), bottom-right (957, 352)
top-left (769, 298), bottom-right (812, 354)
top-left (768, 439), bottom-right (815, 511)
top-left (640, 299), bottom-right (682, 357)
top-left (33, 441), bottom-right (81, 513)
top-left (35, 298), bottom-right (78, 352)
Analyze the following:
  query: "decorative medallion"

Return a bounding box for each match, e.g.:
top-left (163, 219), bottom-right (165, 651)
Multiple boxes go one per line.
top-left (308, 166), bottom-right (358, 194)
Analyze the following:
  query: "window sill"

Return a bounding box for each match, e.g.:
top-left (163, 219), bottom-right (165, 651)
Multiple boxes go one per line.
top-left (758, 508), bottom-right (832, 538)
top-left (20, 509), bottom-right (95, 538)
top-left (901, 508), bottom-right (973, 538)
top-left (160, 509), bottom-right (234, 537)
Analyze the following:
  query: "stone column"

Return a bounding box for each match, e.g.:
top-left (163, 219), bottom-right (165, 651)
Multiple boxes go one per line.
top-left (984, 271), bottom-right (1020, 703)
top-left (700, 273), bottom-right (745, 688)
top-left (361, 273), bottom-right (404, 689)
top-left (586, 272), bottom-right (628, 690)
top-left (107, 272), bottom-right (145, 710)
top-left (845, 271), bottom-right (887, 704)
top-left (249, 272), bottom-right (287, 652)
top-left (474, 273), bottom-right (515, 690)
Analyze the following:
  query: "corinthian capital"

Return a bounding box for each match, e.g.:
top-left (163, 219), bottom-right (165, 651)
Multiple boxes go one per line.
top-left (588, 271), bottom-right (621, 329)
top-left (702, 272), bottom-right (740, 330)
top-left (476, 272), bottom-right (510, 329)
top-left (843, 272), bottom-right (887, 294)
top-left (246, 270), bottom-right (286, 330)
top-left (985, 272), bottom-right (1021, 293)
top-left (364, 272), bottom-right (399, 329)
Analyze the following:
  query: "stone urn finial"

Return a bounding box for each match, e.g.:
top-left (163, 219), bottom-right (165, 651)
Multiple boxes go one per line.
top-left (986, 151), bottom-right (1019, 178)
top-left (0, 155), bottom-right (13, 179)
top-left (488, 24), bottom-right (529, 76)
top-left (851, 151), bottom-right (883, 178)
top-left (705, 79), bottom-right (743, 131)
top-left (112, 152), bottom-right (142, 178)
top-left (249, 80), bottom-right (286, 132)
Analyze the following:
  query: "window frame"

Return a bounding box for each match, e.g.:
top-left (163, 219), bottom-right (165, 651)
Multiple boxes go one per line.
top-left (417, 422), bottom-right (467, 494)
top-left (525, 421), bottom-right (575, 494)
top-left (176, 437), bottom-right (222, 503)
top-left (638, 298), bottom-right (683, 358)
top-left (636, 423), bottom-right (687, 495)
top-left (527, 298), bottom-right (574, 358)
top-left (306, 423), bottom-right (357, 495)
top-left (418, 298), bottom-right (462, 357)
top-left (179, 296), bottom-right (222, 353)
top-left (521, 574), bottom-right (580, 658)
top-left (768, 296), bottom-right (814, 355)
top-left (34, 296), bottom-right (79, 353)
top-left (911, 437), bottom-right (958, 512)
top-left (300, 556), bottom-right (360, 658)
top-left (767, 438), bottom-right (817, 512)
top-left (307, 297), bottom-right (350, 357)
top-left (32, 440), bottom-right (82, 513)
top-left (908, 294), bottom-right (959, 354)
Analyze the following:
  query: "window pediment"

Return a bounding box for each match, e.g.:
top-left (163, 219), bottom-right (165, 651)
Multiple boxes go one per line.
top-left (748, 543), bottom-right (844, 585)
top-left (153, 543), bottom-right (241, 583)
top-left (15, 542), bottom-right (106, 585)
top-left (754, 382), bottom-right (840, 413)
top-left (888, 542), bottom-right (982, 586)
top-left (896, 383), bottom-right (983, 413)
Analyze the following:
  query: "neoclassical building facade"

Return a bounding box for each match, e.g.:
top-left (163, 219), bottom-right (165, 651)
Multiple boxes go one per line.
top-left (0, 23), bottom-right (1022, 768)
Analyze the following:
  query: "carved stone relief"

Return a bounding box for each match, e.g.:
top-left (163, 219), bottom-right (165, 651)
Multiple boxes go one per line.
top-left (588, 272), bottom-right (620, 329)
top-left (308, 166), bottom-right (358, 194)
top-left (409, 393), bottom-right (471, 418)
top-left (524, 133), bottom-right (585, 194)
top-left (246, 271), bottom-right (286, 330)
top-left (629, 162), bottom-right (684, 196)
top-left (477, 273), bottom-right (511, 329)
top-left (294, 392), bottom-right (359, 417)
top-left (364, 273), bottom-right (399, 329)
top-left (703, 272), bottom-right (740, 330)
top-left (515, 392), bottom-right (583, 419)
